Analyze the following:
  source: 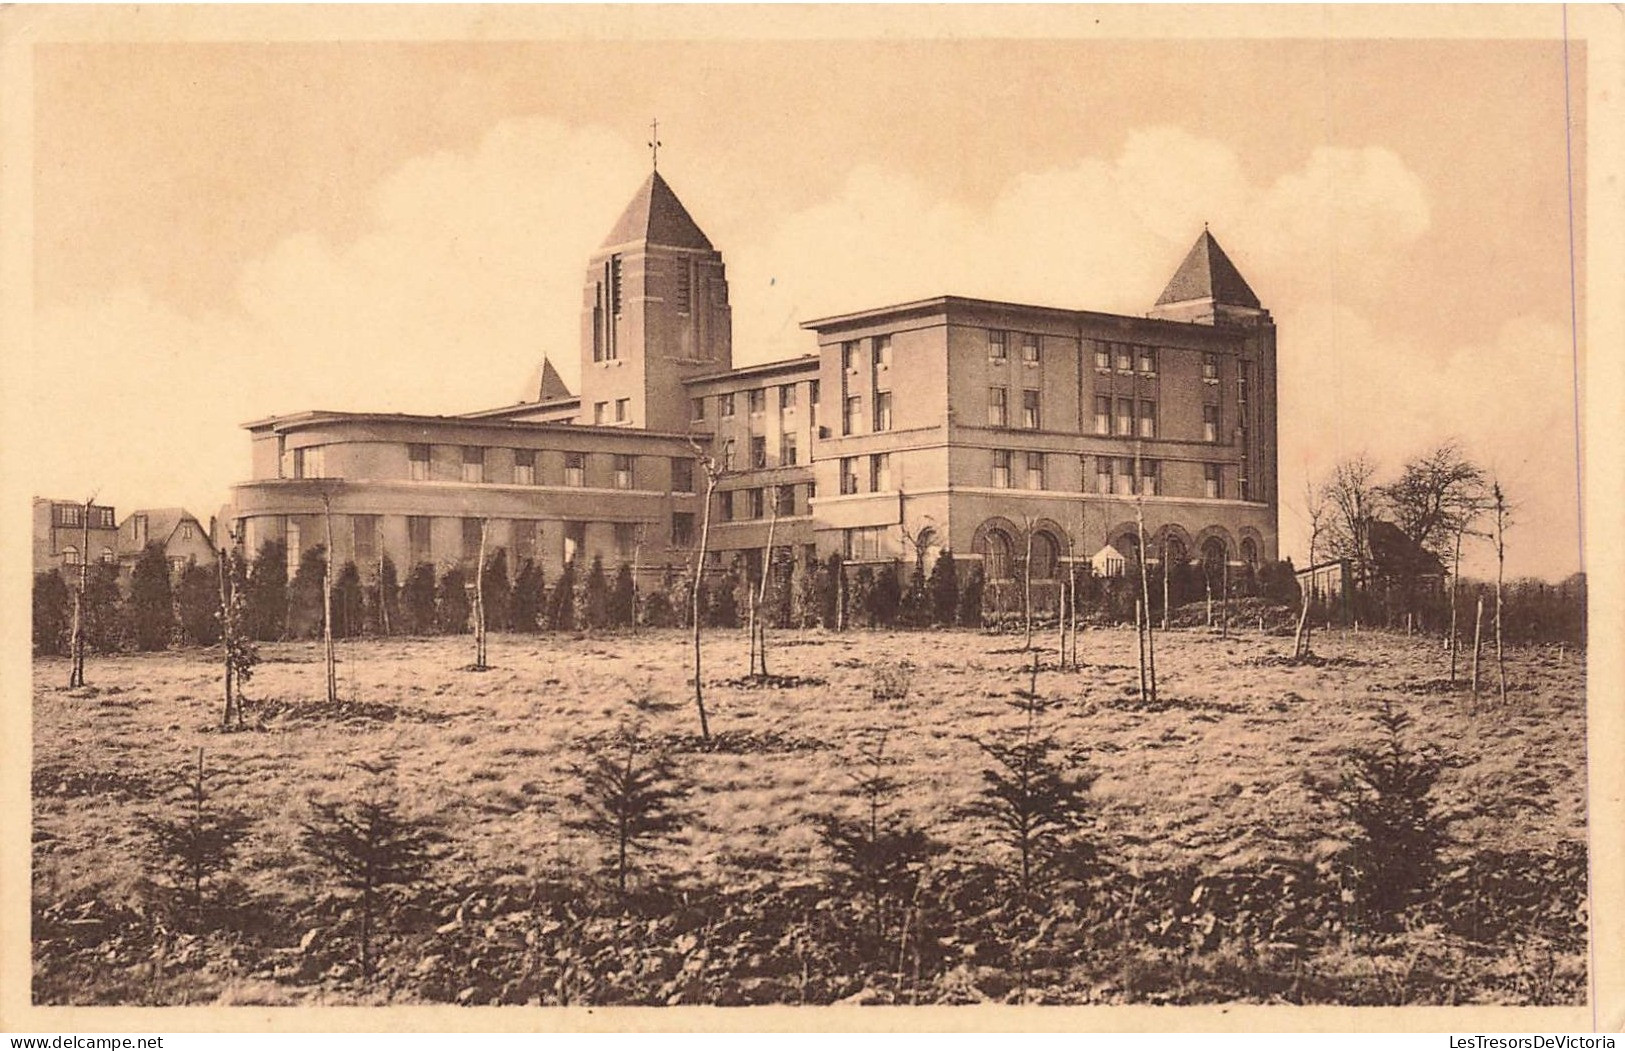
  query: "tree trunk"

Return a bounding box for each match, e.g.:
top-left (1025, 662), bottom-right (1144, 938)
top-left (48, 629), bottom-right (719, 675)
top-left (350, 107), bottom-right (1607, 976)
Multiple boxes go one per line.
top-left (217, 546), bottom-right (235, 728)
top-left (1448, 528), bottom-right (1463, 680)
top-left (1023, 525), bottom-right (1034, 650)
top-left (1135, 598), bottom-right (1148, 704)
top-left (691, 475), bottom-right (716, 741)
top-left (322, 499), bottom-right (337, 704)
top-left (1221, 558), bottom-right (1230, 641)
top-left (1471, 592), bottom-right (1484, 701)
top-left (378, 554), bottom-right (390, 635)
top-left (1161, 540), bottom-right (1170, 632)
top-left (68, 499), bottom-right (91, 688)
top-left (473, 518), bottom-right (488, 669)
top-left (754, 500), bottom-right (779, 678)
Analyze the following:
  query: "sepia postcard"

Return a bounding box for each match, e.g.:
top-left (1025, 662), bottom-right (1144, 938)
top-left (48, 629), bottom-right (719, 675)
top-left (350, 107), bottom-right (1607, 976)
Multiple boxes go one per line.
top-left (0, 3), bottom-right (1621, 1035)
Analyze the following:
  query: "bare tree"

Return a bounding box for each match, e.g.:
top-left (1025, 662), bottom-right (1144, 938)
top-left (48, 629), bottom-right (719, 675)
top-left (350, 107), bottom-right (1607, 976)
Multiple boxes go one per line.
top-left (687, 435), bottom-right (733, 741)
top-left (1018, 513), bottom-right (1039, 650)
top-left (67, 494), bottom-right (94, 689)
top-left (1383, 440), bottom-right (1488, 632)
top-left (320, 493), bottom-right (338, 704)
top-left (748, 487), bottom-right (780, 679)
top-left (1293, 481), bottom-right (1328, 660)
top-left (1491, 480), bottom-right (1512, 704)
top-left (1133, 442), bottom-right (1156, 704)
top-left (216, 529), bottom-right (257, 730)
top-left (472, 517), bottom-right (490, 670)
top-left (1322, 454), bottom-right (1382, 587)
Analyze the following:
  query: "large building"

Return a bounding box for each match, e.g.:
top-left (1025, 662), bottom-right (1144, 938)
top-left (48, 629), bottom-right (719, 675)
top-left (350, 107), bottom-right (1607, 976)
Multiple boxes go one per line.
top-left (32, 497), bottom-right (119, 576)
top-left (228, 168), bottom-right (1278, 610)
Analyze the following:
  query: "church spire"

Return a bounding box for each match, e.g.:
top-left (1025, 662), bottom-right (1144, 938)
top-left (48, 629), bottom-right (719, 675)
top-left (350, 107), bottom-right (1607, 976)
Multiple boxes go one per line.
top-left (1154, 229), bottom-right (1260, 310)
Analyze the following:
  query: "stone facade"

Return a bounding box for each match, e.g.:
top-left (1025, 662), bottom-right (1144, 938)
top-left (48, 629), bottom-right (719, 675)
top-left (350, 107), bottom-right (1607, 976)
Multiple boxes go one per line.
top-left (227, 170), bottom-right (1279, 597)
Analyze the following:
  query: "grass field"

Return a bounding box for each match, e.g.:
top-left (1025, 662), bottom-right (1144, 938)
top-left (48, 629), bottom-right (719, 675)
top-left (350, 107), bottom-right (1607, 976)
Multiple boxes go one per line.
top-left (32, 621), bottom-right (1588, 1006)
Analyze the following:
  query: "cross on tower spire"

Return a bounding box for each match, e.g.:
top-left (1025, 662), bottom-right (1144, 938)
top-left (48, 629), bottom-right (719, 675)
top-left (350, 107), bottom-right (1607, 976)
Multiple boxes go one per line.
top-left (648, 118), bottom-right (661, 171)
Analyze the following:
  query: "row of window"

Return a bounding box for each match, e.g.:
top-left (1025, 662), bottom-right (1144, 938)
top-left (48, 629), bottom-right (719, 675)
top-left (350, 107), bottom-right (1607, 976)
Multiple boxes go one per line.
top-left (988, 387), bottom-right (1044, 430)
top-left (393, 444), bottom-right (691, 491)
top-left (54, 504), bottom-right (116, 529)
top-left (745, 433), bottom-right (799, 468)
top-left (982, 452), bottom-right (1233, 499)
top-left (988, 330), bottom-right (1043, 364)
top-left (694, 381), bottom-right (821, 423)
top-left (57, 545), bottom-right (117, 566)
top-left (1087, 397), bottom-right (1221, 442)
top-left (717, 483), bottom-right (807, 523)
top-left (591, 399), bottom-right (632, 425)
top-left (837, 453), bottom-right (890, 495)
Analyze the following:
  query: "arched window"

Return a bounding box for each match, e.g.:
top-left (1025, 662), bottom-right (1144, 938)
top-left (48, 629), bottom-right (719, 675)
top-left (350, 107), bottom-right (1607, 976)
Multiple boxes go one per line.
top-left (1240, 537), bottom-right (1259, 572)
top-left (915, 527), bottom-right (942, 574)
top-left (1162, 535), bottom-right (1187, 567)
top-left (61, 546), bottom-right (80, 566)
top-left (100, 547), bottom-right (116, 564)
top-left (1201, 537), bottom-right (1227, 579)
top-left (1118, 533), bottom-right (1141, 564)
top-left (1029, 532), bottom-right (1060, 579)
top-left (981, 528), bottom-right (1016, 581)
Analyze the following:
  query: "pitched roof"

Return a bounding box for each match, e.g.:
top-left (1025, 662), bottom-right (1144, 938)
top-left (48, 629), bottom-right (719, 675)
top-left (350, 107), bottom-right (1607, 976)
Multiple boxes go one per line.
top-left (600, 171), bottom-right (713, 251)
top-left (117, 508), bottom-right (203, 554)
top-left (521, 355), bottom-right (573, 403)
top-left (1155, 230), bottom-right (1261, 309)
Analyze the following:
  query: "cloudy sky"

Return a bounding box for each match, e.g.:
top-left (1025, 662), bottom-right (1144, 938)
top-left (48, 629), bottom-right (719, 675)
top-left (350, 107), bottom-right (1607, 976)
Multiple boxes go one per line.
top-left (20, 24), bottom-right (1588, 580)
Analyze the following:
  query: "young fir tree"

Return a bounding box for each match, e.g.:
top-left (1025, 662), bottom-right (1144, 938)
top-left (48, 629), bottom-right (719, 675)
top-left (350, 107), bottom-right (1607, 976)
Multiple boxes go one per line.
top-left (301, 770), bottom-right (447, 980)
top-left (82, 562), bottom-right (124, 654)
top-left (377, 554), bottom-right (400, 635)
top-left (175, 559), bottom-right (223, 646)
top-left (479, 547), bottom-right (512, 632)
top-left (548, 561), bottom-right (578, 631)
top-left (872, 562), bottom-right (903, 628)
top-left (33, 570), bottom-right (71, 657)
top-left (401, 563), bottom-right (439, 634)
top-left (128, 541), bottom-right (176, 652)
top-left (510, 560), bottom-right (545, 632)
top-left (218, 544), bottom-right (259, 730)
top-left (246, 540), bottom-right (288, 642)
top-left (709, 569), bottom-right (740, 628)
top-left (957, 564), bottom-right (986, 628)
top-left (565, 722), bottom-right (689, 895)
top-left (820, 553), bottom-right (845, 629)
top-left (583, 555), bottom-right (610, 629)
top-left (849, 566), bottom-right (877, 628)
top-left (928, 550), bottom-right (960, 627)
top-left (286, 544), bottom-right (328, 640)
top-left (436, 566), bottom-right (471, 634)
top-left (609, 562), bottom-right (637, 628)
top-left (333, 562), bottom-right (364, 638)
top-left (141, 747), bottom-right (254, 931)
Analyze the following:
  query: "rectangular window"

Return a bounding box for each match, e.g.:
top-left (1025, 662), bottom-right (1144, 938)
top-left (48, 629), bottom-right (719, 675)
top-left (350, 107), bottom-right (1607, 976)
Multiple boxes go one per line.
top-left (564, 521), bottom-right (586, 565)
top-left (720, 393), bottom-right (736, 418)
top-left (461, 446), bottom-right (485, 483)
top-left (1021, 332), bottom-right (1040, 363)
top-left (844, 395), bottom-right (862, 436)
top-left (873, 391), bottom-right (892, 432)
top-left (1239, 362), bottom-right (1252, 405)
top-left (840, 457), bottom-right (859, 495)
top-left (1096, 457), bottom-right (1113, 495)
top-left (593, 402), bottom-right (608, 425)
top-left (286, 522), bottom-right (301, 579)
top-left (749, 488), bottom-right (765, 519)
top-left (1203, 353), bottom-right (1219, 381)
top-left (462, 518), bottom-right (484, 563)
top-left (1137, 346), bottom-right (1156, 374)
top-left (1115, 458), bottom-right (1135, 496)
top-left (1139, 399), bottom-right (1157, 439)
top-left (988, 387), bottom-right (1009, 427)
top-left (1116, 345), bottom-right (1134, 371)
top-left (671, 512), bottom-right (695, 548)
top-left (842, 341), bottom-right (860, 372)
top-left (565, 452), bottom-right (586, 487)
top-left (353, 515), bottom-right (378, 561)
top-left (612, 454), bottom-right (634, 489)
top-left (293, 446), bottom-right (325, 479)
top-left (809, 379), bottom-right (820, 406)
top-left (513, 520), bottom-right (539, 564)
top-left (1140, 459), bottom-right (1159, 496)
top-left (1094, 395), bottom-right (1111, 435)
top-left (691, 397), bottom-right (707, 421)
top-left (720, 490), bottom-right (735, 522)
top-left (1116, 398), bottom-right (1134, 436)
top-left (181, 522), bottom-right (195, 541)
top-left (1205, 463), bottom-right (1222, 499)
top-left (988, 330), bottom-right (1008, 360)
top-left (775, 484), bottom-right (796, 517)
top-left (1240, 475), bottom-right (1252, 502)
top-left (614, 522), bottom-right (639, 558)
top-left (873, 334), bottom-right (892, 370)
top-left (1204, 404), bottom-right (1219, 443)
top-left (513, 448), bottom-right (536, 485)
top-left (751, 436), bottom-right (768, 469)
top-left (58, 504), bottom-right (82, 527)
top-left (806, 479), bottom-right (817, 503)
top-left (615, 398), bottom-right (629, 423)
top-left (95, 507), bottom-right (114, 529)
top-left (1026, 451), bottom-right (1046, 490)
top-left (672, 457), bottom-right (695, 493)
top-left (1094, 344), bottom-right (1111, 370)
top-left (993, 450), bottom-right (1012, 489)
top-left (780, 384), bottom-right (797, 410)
top-left (407, 516), bottom-right (431, 566)
top-left (409, 443), bottom-right (431, 481)
top-left (748, 388), bottom-right (766, 415)
top-left (843, 526), bottom-right (884, 562)
top-left (870, 452), bottom-right (891, 492)
top-left (1022, 389), bottom-right (1041, 430)
top-left (780, 431), bottom-right (798, 466)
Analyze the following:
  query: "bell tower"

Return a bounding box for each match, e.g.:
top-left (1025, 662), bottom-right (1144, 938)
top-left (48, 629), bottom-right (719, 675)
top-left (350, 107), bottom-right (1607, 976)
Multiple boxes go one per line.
top-left (579, 165), bottom-right (732, 433)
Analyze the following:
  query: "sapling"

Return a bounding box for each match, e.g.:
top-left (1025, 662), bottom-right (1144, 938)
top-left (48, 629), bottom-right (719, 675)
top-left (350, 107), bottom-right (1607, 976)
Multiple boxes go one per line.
top-left (142, 747), bottom-right (254, 931)
top-left (566, 721), bottom-right (689, 896)
top-left (301, 766), bottom-right (447, 979)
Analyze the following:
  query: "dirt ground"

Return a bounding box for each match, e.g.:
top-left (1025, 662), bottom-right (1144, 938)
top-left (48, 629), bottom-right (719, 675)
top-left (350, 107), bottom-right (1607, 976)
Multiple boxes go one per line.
top-left (31, 622), bottom-right (1588, 1005)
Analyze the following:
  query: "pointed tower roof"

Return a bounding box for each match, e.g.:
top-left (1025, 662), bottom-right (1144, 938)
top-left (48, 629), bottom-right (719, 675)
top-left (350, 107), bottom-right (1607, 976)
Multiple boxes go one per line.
top-left (1155, 229), bottom-right (1260, 309)
top-left (600, 171), bottom-right (713, 251)
top-left (521, 355), bottom-right (574, 404)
